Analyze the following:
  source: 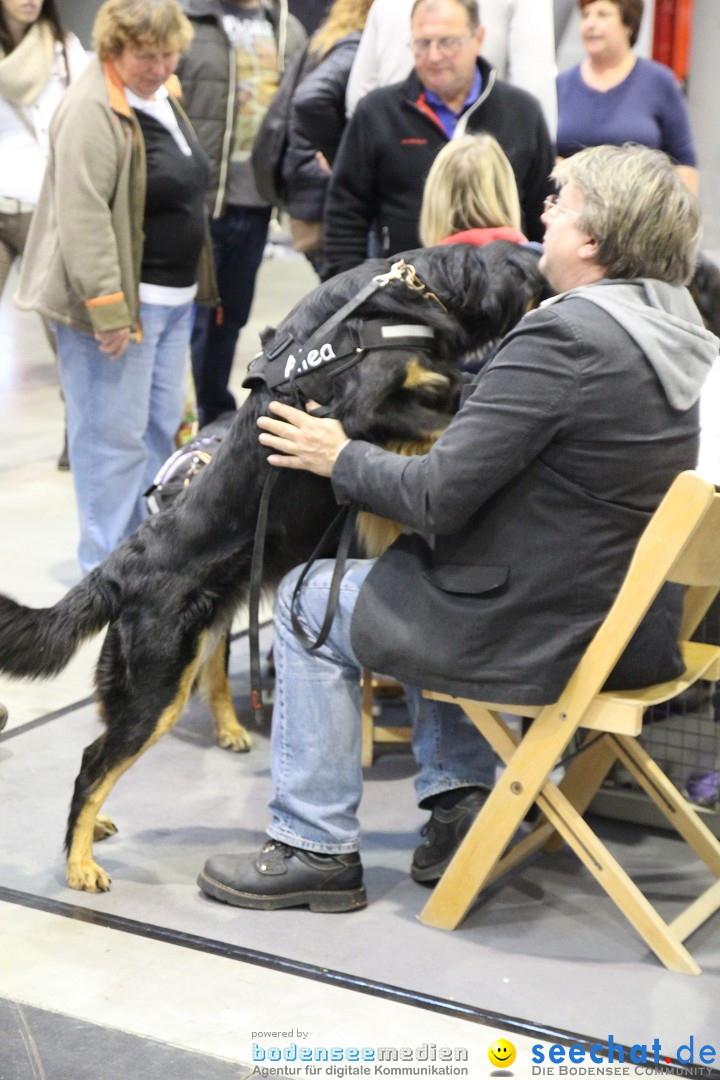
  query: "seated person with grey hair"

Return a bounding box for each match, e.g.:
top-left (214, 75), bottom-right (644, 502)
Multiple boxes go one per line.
top-left (198, 144), bottom-right (719, 913)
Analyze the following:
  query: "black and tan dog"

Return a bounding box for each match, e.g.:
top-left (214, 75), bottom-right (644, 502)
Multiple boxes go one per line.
top-left (0, 243), bottom-right (548, 892)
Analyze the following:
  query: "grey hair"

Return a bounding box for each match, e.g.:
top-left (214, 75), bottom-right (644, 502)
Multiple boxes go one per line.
top-left (411, 0), bottom-right (480, 32)
top-left (552, 144), bottom-right (701, 285)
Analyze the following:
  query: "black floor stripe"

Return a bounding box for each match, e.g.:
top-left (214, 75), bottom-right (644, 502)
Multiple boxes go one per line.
top-left (0, 623), bottom-right (269, 743)
top-left (0, 885), bottom-right (704, 1078)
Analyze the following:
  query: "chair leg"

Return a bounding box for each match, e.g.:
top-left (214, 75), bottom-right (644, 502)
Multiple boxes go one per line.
top-left (613, 733), bottom-right (720, 876)
top-left (544, 732), bottom-right (618, 853)
top-left (419, 703), bottom-right (704, 972)
top-left (535, 779), bottom-right (701, 975)
top-left (419, 704), bottom-right (580, 930)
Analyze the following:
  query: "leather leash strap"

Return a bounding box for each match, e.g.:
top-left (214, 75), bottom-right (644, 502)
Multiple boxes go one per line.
top-left (249, 470), bottom-right (359, 711)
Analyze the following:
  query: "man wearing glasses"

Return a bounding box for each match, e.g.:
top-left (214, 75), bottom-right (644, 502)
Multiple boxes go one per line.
top-left (322, 0), bottom-right (554, 279)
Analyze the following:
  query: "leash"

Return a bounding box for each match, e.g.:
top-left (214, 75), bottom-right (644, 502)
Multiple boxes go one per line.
top-left (289, 500), bottom-right (359, 651)
top-left (249, 469), bottom-right (280, 711)
top-left (248, 469), bottom-right (359, 712)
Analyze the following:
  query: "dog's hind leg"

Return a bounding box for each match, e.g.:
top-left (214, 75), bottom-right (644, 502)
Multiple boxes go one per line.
top-left (65, 649), bottom-right (204, 892)
top-left (199, 633), bottom-right (252, 753)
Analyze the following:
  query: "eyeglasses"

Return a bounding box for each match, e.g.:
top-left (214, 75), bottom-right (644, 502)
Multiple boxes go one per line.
top-left (543, 194), bottom-right (581, 218)
top-left (410, 35), bottom-right (471, 57)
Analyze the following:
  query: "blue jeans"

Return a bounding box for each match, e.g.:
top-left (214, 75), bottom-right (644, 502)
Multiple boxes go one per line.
top-left (267, 559), bottom-right (497, 853)
top-left (56, 302), bottom-right (191, 574)
top-left (191, 204), bottom-right (271, 426)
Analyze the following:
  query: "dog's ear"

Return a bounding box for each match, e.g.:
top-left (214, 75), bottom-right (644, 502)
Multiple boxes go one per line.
top-left (400, 357), bottom-right (455, 404)
top-left (259, 324), bottom-right (277, 346)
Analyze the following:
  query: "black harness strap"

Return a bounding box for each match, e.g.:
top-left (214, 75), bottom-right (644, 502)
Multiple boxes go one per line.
top-left (249, 469), bottom-right (279, 711)
top-left (248, 473), bottom-right (359, 711)
top-left (289, 500), bottom-right (359, 652)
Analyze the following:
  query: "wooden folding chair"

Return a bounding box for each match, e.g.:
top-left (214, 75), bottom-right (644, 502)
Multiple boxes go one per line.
top-left (420, 471), bottom-right (720, 974)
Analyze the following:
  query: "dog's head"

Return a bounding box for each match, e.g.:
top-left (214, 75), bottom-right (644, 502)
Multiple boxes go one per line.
top-left (250, 241), bottom-right (549, 450)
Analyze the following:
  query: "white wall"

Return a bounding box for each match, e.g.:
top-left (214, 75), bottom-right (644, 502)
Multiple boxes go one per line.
top-left (687, 0), bottom-right (720, 257)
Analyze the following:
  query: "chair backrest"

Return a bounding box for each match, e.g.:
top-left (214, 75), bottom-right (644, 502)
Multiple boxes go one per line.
top-left (549, 472), bottom-right (720, 724)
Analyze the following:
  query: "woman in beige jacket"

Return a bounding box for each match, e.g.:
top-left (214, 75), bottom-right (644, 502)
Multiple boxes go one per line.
top-left (17, 0), bottom-right (216, 575)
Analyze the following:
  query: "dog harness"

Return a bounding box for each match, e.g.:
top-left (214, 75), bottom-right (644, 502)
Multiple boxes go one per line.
top-left (243, 259), bottom-right (447, 411)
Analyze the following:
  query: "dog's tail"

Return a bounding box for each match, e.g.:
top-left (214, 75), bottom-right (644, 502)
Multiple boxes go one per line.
top-left (0, 569), bottom-right (116, 679)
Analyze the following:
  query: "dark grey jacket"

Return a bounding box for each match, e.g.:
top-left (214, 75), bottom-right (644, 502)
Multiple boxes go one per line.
top-left (333, 281), bottom-right (718, 705)
top-left (177, 0), bottom-right (306, 216)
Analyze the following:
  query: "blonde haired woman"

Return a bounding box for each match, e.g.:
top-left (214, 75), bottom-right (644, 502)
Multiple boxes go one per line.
top-left (420, 133), bottom-right (528, 247)
top-left (420, 133), bottom-right (545, 375)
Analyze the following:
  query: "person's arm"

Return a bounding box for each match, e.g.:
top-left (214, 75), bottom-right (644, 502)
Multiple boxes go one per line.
top-left (655, 66), bottom-right (699, 194)
top-left (52, 96), bottom-right (132, 341)
top-left (677, 164), bottom-right (699, 195)
top-left (258, 307), bottom-right (581, 532)
top-left (507, 0), bottom-right (557, 137)
top-left (322, 100), bottom-right (379, 276)
top-left (294, 40), bottom-right (356, 164)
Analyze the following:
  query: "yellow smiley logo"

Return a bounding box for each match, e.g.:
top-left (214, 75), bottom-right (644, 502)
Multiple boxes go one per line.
top-left (488, 1039), bottom-right (516, 1068)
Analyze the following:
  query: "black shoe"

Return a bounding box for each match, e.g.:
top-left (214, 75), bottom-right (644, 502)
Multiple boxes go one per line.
top-left (411, 788), bottom-right (489, 884)
top-left (197, 839), bottom-right (367, 912)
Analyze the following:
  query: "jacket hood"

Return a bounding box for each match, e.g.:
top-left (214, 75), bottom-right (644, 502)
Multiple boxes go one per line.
top-left (546, 279), bottom-right (719, 410)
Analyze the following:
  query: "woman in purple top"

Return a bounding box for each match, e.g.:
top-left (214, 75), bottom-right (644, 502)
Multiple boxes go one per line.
top-left (556, 0), bottom-right (698, 193)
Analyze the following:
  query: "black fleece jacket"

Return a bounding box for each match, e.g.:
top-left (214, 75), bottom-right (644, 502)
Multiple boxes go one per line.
top-left (323, 57), bottom-right (554, 277)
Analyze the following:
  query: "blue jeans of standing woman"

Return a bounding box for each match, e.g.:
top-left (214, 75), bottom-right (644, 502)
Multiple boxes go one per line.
top-left (267, 558), bottom-right (497, 854)
top-left (55, 301), bottom-right (191, 574)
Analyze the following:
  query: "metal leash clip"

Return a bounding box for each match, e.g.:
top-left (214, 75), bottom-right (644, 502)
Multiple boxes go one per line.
top-left (372, 259), bottom-right (448, 313)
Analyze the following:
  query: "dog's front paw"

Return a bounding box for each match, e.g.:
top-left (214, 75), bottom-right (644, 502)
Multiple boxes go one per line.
top-left (66, 860), bottom-right (112, 892)
top-left (215, 724), bottom-right (252, 753)
top-left (93, 815), bottom-right (118, 841)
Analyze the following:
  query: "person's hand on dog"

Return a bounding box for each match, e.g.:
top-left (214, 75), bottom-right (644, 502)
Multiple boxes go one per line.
top-left (95, 328), bottom-right (130, 359)
top-left (258, 401), bottom-right (349, 477)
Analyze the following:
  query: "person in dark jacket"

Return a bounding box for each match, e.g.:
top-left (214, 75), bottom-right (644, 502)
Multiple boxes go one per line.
top-left (281, 0), bottom-right (372, 276)
top-left (322, 0), bottom-right (554, 278)
top-left (176, 0), bottom-right (305, 426)
top-left (197, 144), bottom-right (719, 912)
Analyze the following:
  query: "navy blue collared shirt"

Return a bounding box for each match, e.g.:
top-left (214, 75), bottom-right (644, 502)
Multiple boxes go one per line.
top-left (422, 68), bottom-right (483, 139)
